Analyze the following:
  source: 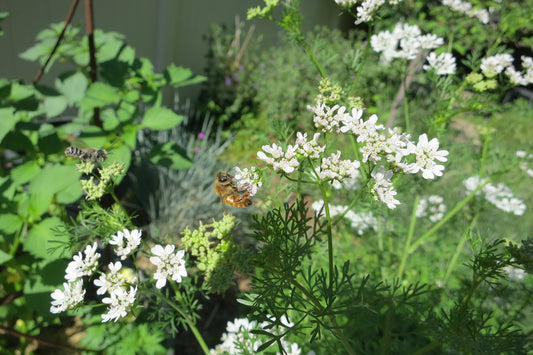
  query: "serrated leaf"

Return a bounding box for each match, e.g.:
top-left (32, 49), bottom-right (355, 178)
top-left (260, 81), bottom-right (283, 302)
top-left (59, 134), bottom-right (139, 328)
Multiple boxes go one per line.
top-left (0, 214), bottom-right (23, 234)
top-left (80, 82), bottom-right (120, 110)
top-left (164, 64), bottom-right (206, 88)
top-left (28, 165), bottom-right (81, 216)
top-left (56, 71), bottom-right (88, 104)
top-left (11, 161), bottom-right (41, 185)
top-left (0, 107), bottom-right (18, 143)
top-left (0, 249), bottom-right (12, 265)
top-left (78, 126), bottom-right (107, 148)
top-left (141, 107), bottom-right (183, 130)
top-left (23, 217), bottom-right (64, 260)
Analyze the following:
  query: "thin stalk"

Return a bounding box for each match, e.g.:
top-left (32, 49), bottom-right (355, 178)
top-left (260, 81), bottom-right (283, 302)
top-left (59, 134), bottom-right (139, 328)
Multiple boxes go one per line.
top-left (319, 183), bottom-right (335, 289)
top-left (443, 214), bottom-right (479, 283)
top-left (295, 32), bottom-right (327, 79)
top-left (145, 289), bottom-right (209, 354)
top-left (408, 180), bottom-right (490, 254)
top-left (397, 195), bottom-right (419, 279)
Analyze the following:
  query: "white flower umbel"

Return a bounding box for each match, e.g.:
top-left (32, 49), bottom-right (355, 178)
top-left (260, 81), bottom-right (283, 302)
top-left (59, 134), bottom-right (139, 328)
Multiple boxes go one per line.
top-left (150, 244), bottom-right (187, 289)
top-left (295, 132), bottom-right (325, 159)
top-left (94, 261), bottom-right (128, 296)
top-left (441, 0), bottom-right (493, 24)
top-left (370, 23), bottom-right (443, 65)
top-left (371, 166), bottom-right (400, 209)
top-left (50, 280), bottom-right (85, 314)
top-left (354, 0), bottom-right (386, 24)
top-left (405, 134), bottom-right (449, 179)
top-left (257, 143), bottom-right (300, 174)
top-left (480, 54), bottom-right (514, 77)
top-left (307, 100), bottom-right (345, 133)
top-left (316, 150), bottom-right (361, 185)
top-left (233, 166), bottom-right (262, 197)
top-left (416, 195), bottom-right (447, 222)
top-left (462, 175), bottom-right (527, 216)
top-left (109, 229), bottom-right (142, 260)
top-left (101, 286), bottom-right (138, 322)
top-left (65, 242), bottom-right (101, 282)
top-left (423, 52), bottom-right (456, 75)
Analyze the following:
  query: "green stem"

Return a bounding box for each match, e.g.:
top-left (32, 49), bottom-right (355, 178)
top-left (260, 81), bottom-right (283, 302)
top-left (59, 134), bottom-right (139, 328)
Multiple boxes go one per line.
top-left (145, 289), bottom-right (209, 354)
top-left (408, 180), bottom-right (491, 254)
top-left (443, 214), bottom-right (479, 283)
top-left (295, 32), bottom-right (327, 78)
top-left (319, 183), bottom-right (335, 289)
top-left (397, 195), bottom-right (419, 279)
top-left (9, 222), bottom-right (27, 256)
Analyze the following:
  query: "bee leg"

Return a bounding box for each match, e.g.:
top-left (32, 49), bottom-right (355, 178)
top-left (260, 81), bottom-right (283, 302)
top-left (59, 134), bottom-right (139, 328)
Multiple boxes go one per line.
top-left (219, 195), bottom-right (227, 214)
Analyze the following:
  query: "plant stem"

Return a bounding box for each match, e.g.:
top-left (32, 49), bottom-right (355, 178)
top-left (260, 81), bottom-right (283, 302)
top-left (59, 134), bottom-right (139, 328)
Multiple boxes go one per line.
top-left (397, 195), bottom-right (419, 278)
top-left (319, 183), bottom-right (335, 289)
top-left (145, 289), bottom-right (210, 354)
top-left (443, 214), bottom-right (479, 283)
top-left (407, 180), bottom-right (490, 254)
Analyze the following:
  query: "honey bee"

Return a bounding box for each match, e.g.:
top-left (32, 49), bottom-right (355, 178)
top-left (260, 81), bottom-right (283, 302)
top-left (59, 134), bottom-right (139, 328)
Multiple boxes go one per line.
top-left (214, 171), bottom-right (252, 211)
top-left (65, 146), bottom-right (108, 163)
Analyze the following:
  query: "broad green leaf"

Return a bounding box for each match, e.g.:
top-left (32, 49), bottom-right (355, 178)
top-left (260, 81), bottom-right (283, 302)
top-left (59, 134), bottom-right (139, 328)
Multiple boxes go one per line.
top-left (122, 124), bottom-right (138, 149)
top-left (117, 100), bottom-right (137, 122)
top-left (164, 64), bottom-right (206, 88)
top-left (28, 165), bottom-right (81, 217)
top-left (98, 40), bottom-right (135, 63)
top-left (56, 182), bottom-right (83, 204)
top-left (0, 108), bottom-right (18, 143)
top-left (23, 216), bottom-right (63, 260)
top-left (43, 95), bottom-right (68, 118)
top-left (135, 57), bottom-right (155, 79)
top-left (56, 71), bottom-right (88, 104)
top-left (149, 142), bottom-right (194, 170)
top-left (11, 161), bottom-right (40, 185)
top-left (0, 214), bottom-right (23, 234)
top-left (78, 126), bottom-right (107, 148)
top-left (80, 82), bottom-right (120, 110)
top-left (0, 249), bottom-right (12, 265)
top-left (101, 108), bottom-right (120, 131)
top-left (141, 107), bottom-right (183, 130)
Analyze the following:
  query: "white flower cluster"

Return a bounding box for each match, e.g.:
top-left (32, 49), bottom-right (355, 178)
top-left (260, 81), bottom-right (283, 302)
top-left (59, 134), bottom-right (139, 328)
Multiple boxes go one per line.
top-left (416, 195), bottom-right (447, 222)
top-left (149, 244), bottom-right (187, 289)
top-left (51, 243), bottom-right (100, 314)
top-left (353, 0), bottom-right (403, 25)
top-left (312, 200), bottom-right (378, 235)
top-left (517, 150), bottom-right (533, 178)
top-left (441, 0), bottom-right (493, 24)
top-left (481, 54), bottom-right (533, 86)
top-left (109, 228), bottom-right (142, 260)
top-left (423, 52), bottom-right (456, 75)
top-left (370, 23), bottom-right (444, 64)
top-left (463, 176), bottom-right (527, 216)
top-left (50, 229), bottom-right (143, 323)
top-left (260, 101), bottom-right (448, 209)
top-left (233, 166), bottom-right (263, 197)
top-left (371, 166), bottom-right (400, 209)
top-left (210, 316), bottom-right (303, 355)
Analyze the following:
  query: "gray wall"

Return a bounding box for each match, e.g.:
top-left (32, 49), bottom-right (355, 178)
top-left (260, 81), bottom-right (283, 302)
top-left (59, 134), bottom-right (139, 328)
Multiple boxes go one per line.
top-left (0, 0), bottom-right (340, 100)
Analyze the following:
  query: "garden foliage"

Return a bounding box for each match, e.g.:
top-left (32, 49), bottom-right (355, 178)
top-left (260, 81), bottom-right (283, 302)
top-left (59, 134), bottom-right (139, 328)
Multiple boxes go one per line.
top-left (1, 0), bottom-right (533, 354)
